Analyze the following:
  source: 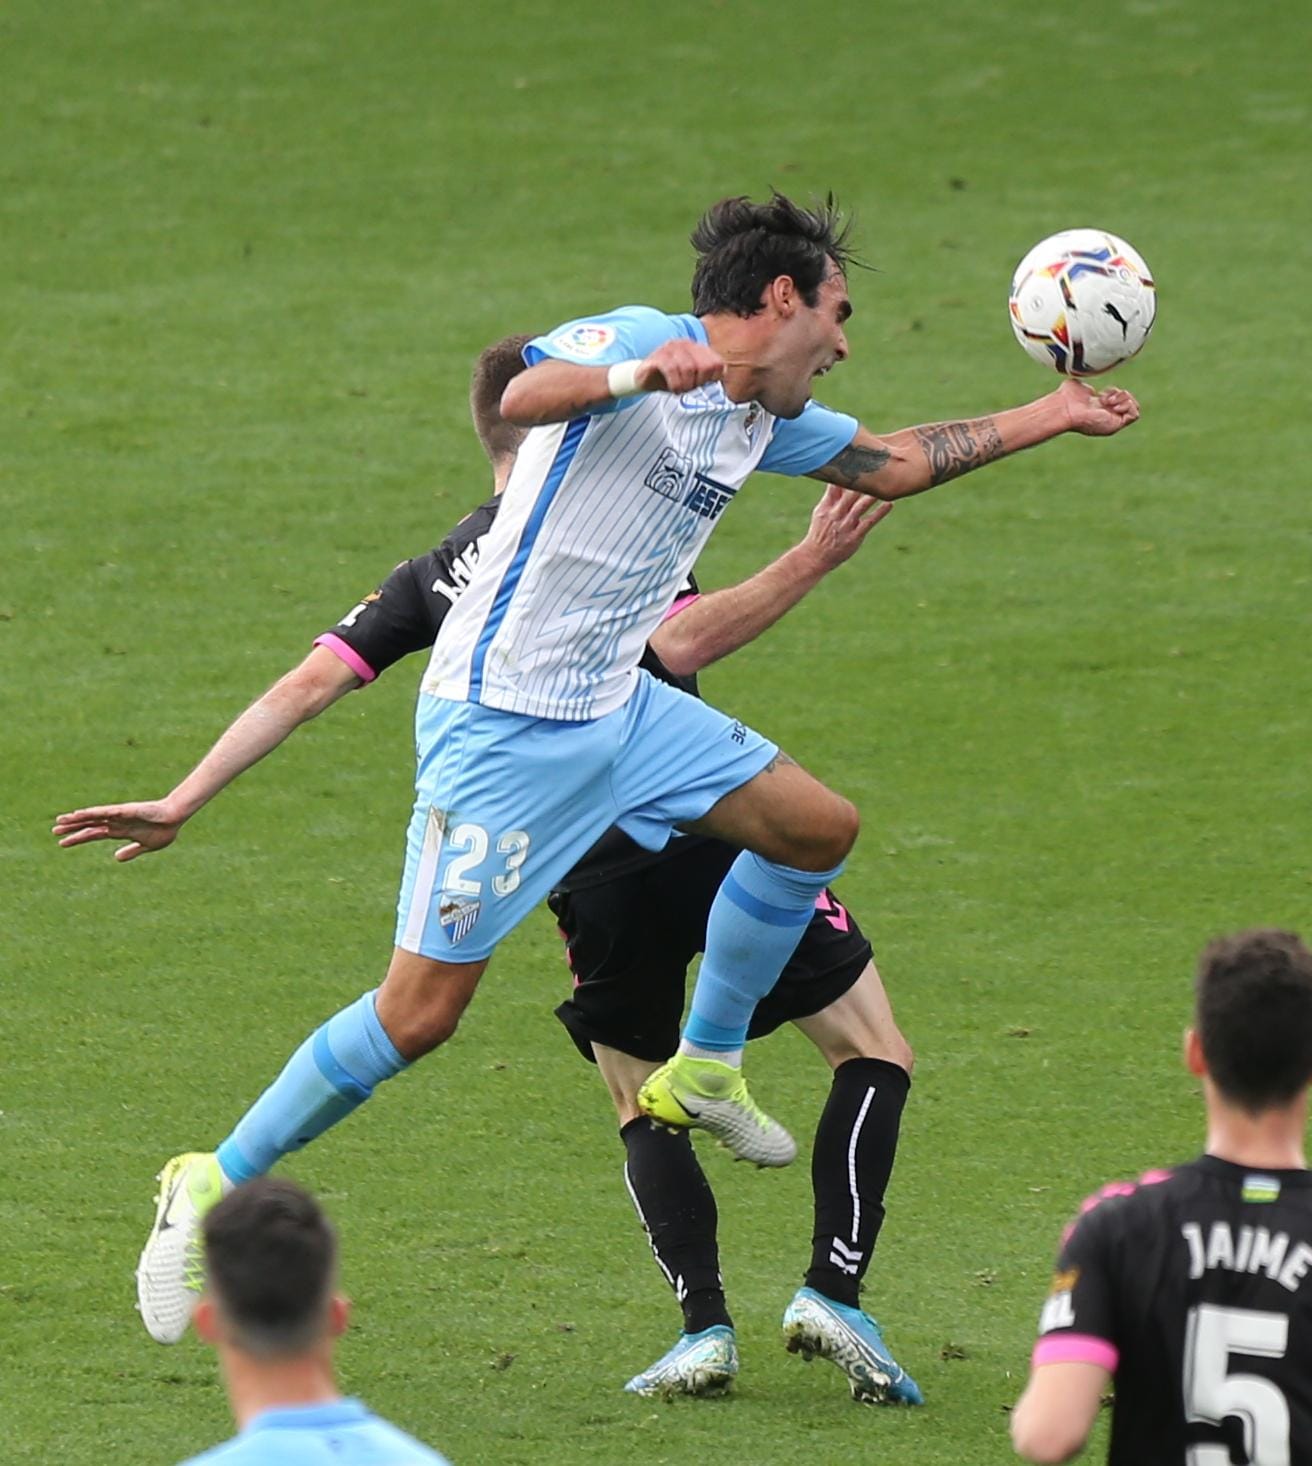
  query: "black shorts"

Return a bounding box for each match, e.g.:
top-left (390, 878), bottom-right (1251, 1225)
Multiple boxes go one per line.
top-left (549, 839), bottom-right (873, 1064)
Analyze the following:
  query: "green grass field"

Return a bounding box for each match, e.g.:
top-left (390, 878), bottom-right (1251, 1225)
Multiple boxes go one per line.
top-left (3, 1), bottom-right (1309, 1461)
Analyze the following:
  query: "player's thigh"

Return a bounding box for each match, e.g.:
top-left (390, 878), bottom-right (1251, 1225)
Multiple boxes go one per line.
top-left (397, 700), bottom-right (622, 962)
top-left (792, 958), bottom-right (914, 1073)
top-left (609, 673), bottom-right (781, 855)
top-left (687, 754), bottom-right (859, 870)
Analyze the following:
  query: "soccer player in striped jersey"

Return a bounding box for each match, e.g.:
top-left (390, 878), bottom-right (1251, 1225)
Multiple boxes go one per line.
top-left (401, 192), bottom-right (1138, 1170)
top-left (1012, 930), bottom-right (1312, 1464)
top-left (56, 336), bottom-right (921, 1401)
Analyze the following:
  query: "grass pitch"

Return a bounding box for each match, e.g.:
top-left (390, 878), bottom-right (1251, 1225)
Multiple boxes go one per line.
top-left (3, 1), bottom-right (1309, 1462)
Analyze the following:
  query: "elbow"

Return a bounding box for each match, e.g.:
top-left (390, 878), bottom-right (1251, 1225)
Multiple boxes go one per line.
top-left (649, 628), bottom-right (716, 678)
top-left (281, 663), bottom-right (355, 718)
top-left (500, 377), bottom-right (542, 427)
top-left (1009, 1413), bottom-right (1088, 1464)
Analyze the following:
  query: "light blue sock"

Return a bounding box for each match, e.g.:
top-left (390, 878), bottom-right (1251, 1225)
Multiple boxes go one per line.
top-left (683, 852), bottom-right (843, 1053)
top-left (217, 990), bottom-right (407, 1183)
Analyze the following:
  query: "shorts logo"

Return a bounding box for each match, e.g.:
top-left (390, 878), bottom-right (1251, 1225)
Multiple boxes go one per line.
top-left (438, 891), bottom-right (482, 944)
top-left (815, 889), bottom-right (850, 933)
top-left (552, 323), bottom-right (616, 359)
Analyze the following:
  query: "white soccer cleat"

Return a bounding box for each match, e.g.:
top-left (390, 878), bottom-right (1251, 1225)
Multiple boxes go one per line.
top-left (136, 1152), bottom-right (229, 1343)
top-left (636, 1055), bottom-right (797, 1168)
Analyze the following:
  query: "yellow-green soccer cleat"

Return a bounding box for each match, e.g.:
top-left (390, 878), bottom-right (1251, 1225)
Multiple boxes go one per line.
top-left (136, 1152), bottom-right (228, 1343)
top-left (637, 1055), bottom-right (797, 1168)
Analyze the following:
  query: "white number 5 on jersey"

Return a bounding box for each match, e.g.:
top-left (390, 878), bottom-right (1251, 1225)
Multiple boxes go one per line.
top-left (1185, 1303), bottom-right (1290, 1465)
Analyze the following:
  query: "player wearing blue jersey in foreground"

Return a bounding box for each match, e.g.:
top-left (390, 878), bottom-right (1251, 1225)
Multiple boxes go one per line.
top-left (180, 1178), bottom-right (449, 1466)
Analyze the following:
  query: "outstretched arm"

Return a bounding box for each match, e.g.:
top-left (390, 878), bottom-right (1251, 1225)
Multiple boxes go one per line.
top-left (649, 486), bottom-right (892, 677)
top-left (52, 645), bottom-right (360, 861)
top-left (811, 379), bottom-right (1140, 501)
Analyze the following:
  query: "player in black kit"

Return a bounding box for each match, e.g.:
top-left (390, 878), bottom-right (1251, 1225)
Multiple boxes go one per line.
top-left (1012, 928), bottom-right (1312, 1465)
top-left (55, 334), bottom-right (919, 1405)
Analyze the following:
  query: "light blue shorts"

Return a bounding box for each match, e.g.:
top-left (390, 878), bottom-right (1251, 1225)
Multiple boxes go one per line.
top-left (395, 671), bottom-right (776, 961)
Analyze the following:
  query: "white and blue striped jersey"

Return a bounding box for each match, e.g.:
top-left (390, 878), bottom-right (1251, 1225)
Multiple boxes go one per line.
top-left (421, 305), bottom-right (857, 721)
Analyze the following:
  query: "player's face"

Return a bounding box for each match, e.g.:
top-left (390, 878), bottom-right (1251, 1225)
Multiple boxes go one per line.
top-left (758, 261), bottom-right (851, 419)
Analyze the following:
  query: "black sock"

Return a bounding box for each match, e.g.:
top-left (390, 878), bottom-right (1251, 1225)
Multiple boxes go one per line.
top-left (804, 1056), bottom-right (911, 1308)
top-left (620, 1117), bottom-right (732, 1334)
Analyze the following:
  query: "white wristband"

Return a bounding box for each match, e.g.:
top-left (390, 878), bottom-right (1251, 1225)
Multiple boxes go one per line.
top-left (606, 359), bottom-right (645, 399)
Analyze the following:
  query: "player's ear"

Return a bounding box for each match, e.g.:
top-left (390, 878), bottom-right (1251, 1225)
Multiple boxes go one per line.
top-left (765, 275), bottom-right (797, 317)
top-left (193, 1295), bottom-right (220, 1344)
top-left (1183, 1027), bottom-right (1206, 1078)
top-left (327, 1293), bottom-right (351, 1338)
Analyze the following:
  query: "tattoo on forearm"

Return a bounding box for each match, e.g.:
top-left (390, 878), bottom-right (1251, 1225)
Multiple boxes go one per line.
top-left (912, 418), bottom-right (1004, 486)
top-left (821, 443), bottom-right (892, 488)
top-left (762, 750), bottom-right (798, 774)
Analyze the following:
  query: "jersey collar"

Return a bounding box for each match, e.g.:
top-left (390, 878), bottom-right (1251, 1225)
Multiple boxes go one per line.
top-left (243, 1398), bottom-right (370, 1433)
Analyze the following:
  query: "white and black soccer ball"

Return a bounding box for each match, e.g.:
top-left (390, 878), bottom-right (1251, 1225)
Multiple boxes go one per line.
top-left (1009, 228), bottom-right (1156, 376)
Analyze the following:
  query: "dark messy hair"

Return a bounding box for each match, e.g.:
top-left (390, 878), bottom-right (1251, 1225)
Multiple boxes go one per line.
top-left (203, 1177), bottom-right (338, 1358)
top-left (470, 333), bottom-right (534, 467)
top-left (1196, 929), bottom-right (1312, 1112)
top-left (690, 191), bottom-right (857, 316)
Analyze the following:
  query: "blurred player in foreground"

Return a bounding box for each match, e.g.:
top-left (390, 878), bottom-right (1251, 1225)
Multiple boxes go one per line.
top-left (181, 1177), bottom-right (449, 1466)
top-left (57, 336), bottom-right (920, 1403)
top-left (1011, 928), bottom-right (1312, 1464)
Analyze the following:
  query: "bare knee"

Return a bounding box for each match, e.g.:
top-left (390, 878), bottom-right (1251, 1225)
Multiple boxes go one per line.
top-left (794, 962), bottom-right (913, 1074)
top-left (376, 953), bottom-right (486, 1061)
top-left (795, 794), bottom-right (860, 871)
top-left (885, 1031), bottom-right (915, 1076)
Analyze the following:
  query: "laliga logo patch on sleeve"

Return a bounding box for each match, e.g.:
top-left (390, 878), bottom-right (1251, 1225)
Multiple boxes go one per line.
top-left (552, 323), bottom-right (617, 358)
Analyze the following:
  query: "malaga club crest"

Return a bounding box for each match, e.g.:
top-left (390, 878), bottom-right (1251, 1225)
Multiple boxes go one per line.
top-left (438, 891), bottom-right (481, 944)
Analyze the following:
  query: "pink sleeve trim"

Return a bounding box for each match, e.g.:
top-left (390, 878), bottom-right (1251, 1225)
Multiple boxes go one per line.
top-left (314, 633), bottom-right (377, 684)
top-left (662, 593), bottom-right (701, 622)
top-left (1033, 1334), bottom-right (1119, 1372)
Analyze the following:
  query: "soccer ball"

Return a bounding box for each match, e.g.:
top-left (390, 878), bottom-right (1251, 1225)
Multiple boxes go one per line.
top-left (1009, 228), bottom-right (1156, 376)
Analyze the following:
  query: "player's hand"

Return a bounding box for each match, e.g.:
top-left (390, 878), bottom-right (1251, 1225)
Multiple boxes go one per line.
top-left (52, 800), bottom-right (185, 861)
top-left (636, 341), bottom-right (726, 394)
top-left (801, 485), bottom-right (894, 571)
top-left (1055, 378), bottom-right (1141, 436)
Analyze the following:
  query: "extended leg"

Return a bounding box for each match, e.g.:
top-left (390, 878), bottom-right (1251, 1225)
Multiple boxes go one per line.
top-left (137, 949), bottom-right (486, 1343)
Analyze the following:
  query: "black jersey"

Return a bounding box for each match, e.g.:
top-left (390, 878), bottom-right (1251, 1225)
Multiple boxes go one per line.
top-left (1033, 1155), bottom-right (1312, 1464)
top-left (316, 494), bottom-right (707, 889)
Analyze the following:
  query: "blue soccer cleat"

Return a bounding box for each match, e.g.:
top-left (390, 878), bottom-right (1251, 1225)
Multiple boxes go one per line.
top-left (623, 1325), bottom-right (739, 1398)
top-left (782, 1286), bottom-right (923, 1405)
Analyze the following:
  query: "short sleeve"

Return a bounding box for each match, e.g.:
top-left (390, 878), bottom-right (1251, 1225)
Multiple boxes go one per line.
top-left (525, 307), bottom-right (682, 368)
top-left (762, 395), bottom-right (861, 474)
top-left (1030, 1201), bottom-right (1121, 1372)
top-left (758, 399), bottom-right (859, 477)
